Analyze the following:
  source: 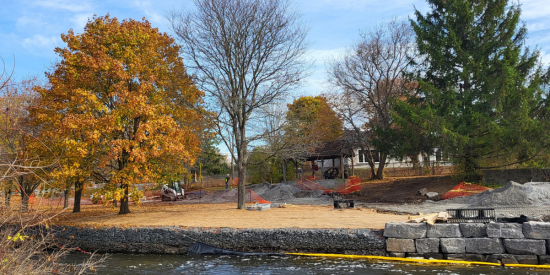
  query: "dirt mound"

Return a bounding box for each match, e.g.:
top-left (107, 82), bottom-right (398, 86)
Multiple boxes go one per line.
top-left (201, 189), bottom-right (238, 203)
top-left (445, 181), bottom-right (550, 207)
top-left (260, 183), bottom-right (302, 201)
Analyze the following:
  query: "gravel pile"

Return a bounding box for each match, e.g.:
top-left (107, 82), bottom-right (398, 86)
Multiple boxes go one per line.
top-left (368, 181), bottom-right (550, 218)
top-left (199, 181), bottom-right (332, 205)
top-left (447, 181), bottom-right (550, 207)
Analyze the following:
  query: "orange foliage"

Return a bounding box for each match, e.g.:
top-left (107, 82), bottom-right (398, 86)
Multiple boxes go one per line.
top-left (33, 15), bottom-right (207, 214)
top-left (286, 96), bottom-right (343, 143)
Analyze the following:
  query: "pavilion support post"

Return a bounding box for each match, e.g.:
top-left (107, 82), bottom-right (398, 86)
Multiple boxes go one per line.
top-left (340, 154), bottom-right (344, 179)
top-left (351, 155), bottom-right (355, 176)
top-left (321, 158), bottom-right (325, 179)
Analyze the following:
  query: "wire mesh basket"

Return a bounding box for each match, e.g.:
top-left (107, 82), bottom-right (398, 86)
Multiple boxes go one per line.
top-left (446, 208), bottom-right (496, 223)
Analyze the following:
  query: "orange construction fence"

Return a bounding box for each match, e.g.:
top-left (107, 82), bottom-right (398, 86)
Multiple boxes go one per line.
top-left (441, 182), bottom-right (491, 200)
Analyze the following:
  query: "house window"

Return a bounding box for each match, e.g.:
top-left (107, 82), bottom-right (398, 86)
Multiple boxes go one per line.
top-left (358, 150), bottom-right (379, 163)
top-left (436, 149), bottom-right (441, 162)
top-left (358, 150), bottom-right (366, 163)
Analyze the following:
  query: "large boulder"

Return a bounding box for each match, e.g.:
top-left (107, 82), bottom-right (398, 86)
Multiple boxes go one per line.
top-left (383, 223), bottom-right (427, 239)
top-left (427, 224), bottom-right (462, 238)
top-left (486, 223), bottom-right (524, 239)
top-left (503, 239), bottom-right (546, 255)
top-left (386, 238), bottom-right (416, 252)
top-left (465, 238), bottom-right (504, 254)
top-left (523, 222), bottom-right (550, 239)
top-left (440, 238), bottom-right (466, 254)
top-left (459, 223), bottom-right (487, 238)
top-left (415, 238), bottom-right (439, 254)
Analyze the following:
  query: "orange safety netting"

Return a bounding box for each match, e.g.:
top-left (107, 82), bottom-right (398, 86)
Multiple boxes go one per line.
top-left (441, 182), bottom-right (491, 200)
top-left (296, 178), bottom-right (328, 192)
top-left (249, 189), bottom-right (271, 204)
top-left (296, 176), bottom-right (362, 195)
top-left (334, 176), bottom-right (362, 194)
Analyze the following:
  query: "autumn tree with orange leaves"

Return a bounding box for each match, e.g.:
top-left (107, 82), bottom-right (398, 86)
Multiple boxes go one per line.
top-left (33, 15), bottom-right (207, 214)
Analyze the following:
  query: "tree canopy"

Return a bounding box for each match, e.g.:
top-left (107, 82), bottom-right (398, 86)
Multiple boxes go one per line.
top-left (33, 15), bottom-right (207, 214)
top-left (394, 0), bottom-right (550, 179)
top-left (285, 96), bottom-right (343, 144)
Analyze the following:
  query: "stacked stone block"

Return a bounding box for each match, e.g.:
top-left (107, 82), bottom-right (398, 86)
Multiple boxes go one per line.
top-left (384, 221), bottom-right (550, 265)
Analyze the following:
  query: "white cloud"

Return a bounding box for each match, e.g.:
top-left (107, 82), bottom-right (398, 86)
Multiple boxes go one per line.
top-left (32, 0), bottom-right (92, 12)
top-left (132, 0), bottom-right (165, 25)
top-left (299, 0), bottom-right (416, 12)
top-left (539, 50), bottom-right (550, 66)
top-left (70, 13), bottom-right (93, 32)
top-left (306, 47), bottom-right (347, 64)
top-left (21, 34), bottom-right (60, 55)
top-left (521, 0), bottom-right (550, 20)
top-left (527, 22), bottom-right (550, 32)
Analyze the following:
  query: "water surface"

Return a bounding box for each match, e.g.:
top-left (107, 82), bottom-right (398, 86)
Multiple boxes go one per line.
top-left (64, 253), bottom-right (548, 274)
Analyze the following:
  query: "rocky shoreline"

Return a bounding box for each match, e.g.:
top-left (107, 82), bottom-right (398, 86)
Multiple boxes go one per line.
top-left (51, 225), bottom-right (386, 255)
top-left (50, 221), bottom-right (550, 266)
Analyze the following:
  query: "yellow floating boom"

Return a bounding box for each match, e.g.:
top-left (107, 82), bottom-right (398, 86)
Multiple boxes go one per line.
top-left (288, 252), bottom-right (550, 269)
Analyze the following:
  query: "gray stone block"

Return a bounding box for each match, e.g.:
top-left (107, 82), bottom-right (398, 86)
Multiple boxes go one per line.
top-left (416, 238), bottom-right (439, 254)
top-left (514, 255), bottom-right (539, 265)
top-left (539, 255), bottom-right (550, 265)
top-left (465, 238), bottom-right (504, 254)
top-left (487, 254), bottom-right (518, 264)
top-left (440, 238), bottom-right (466, 254)
top-left (427, 224), bottom-right (461, 238)
top-left (504, 239), bottom-right (546, 255)
top-left (446, 254), bottom-right (486, 262)
top-left (386, 238), bottom-right (416, 252)
top-left (459, 223), bottom-right (486, 238)
top-left (487, 223), bottom-right (524, 239)
top-left (383, 223), bottom-right (427, 239)
top-left (524, 222), bottom-right (550, 239)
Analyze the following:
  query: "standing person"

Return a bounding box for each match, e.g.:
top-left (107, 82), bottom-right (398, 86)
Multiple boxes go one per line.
top-left (225, 174), bottom-right (230, 190)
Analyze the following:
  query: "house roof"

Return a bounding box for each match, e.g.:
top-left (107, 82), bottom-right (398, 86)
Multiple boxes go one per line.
top-left (304, 138), bottom-right (355, 161)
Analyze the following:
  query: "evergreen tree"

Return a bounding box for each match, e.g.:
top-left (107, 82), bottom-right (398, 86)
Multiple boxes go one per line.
top-left (395, 0), bottom-right (549, 179)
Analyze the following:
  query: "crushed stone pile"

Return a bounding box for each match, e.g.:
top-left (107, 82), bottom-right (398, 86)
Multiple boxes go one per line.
top-left (200, 181), bottom-right (332, 205)
top-left (370, 181), bottom-right (550, 218)
top-left (444, 181), bottom-right (550, 207)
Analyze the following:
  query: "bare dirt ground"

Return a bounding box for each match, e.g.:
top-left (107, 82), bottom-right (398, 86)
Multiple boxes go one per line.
top-left (52, 203), bottom-right (407, 229)
top-left (354, 175), bottom-right (457, 204)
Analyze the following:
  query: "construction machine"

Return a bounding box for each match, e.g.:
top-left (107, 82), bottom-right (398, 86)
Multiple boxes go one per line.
top-left (161, 182), bottom-right (184, 201)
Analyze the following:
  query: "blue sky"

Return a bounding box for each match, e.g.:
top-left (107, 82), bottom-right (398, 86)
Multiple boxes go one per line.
top-left (1, 0), bottom-right (549, 155)
top-left (2, 0), bottom-right (549, 94)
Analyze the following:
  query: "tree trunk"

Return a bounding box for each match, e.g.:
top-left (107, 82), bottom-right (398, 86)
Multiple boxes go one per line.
top-left (21, 193), bottom-right (29, 213)
top-left (4, 187), bottom-right (11, 207)
top-left (282, 159), bottom-right (287, 182)
top-left (63, 188), bottom-right (70, 209)
top-left (73, 181), bottom-right (83, 213)
top-left (237, 161), bottom-right (246, 209)
top-left (119, 184), bottom-right (131, 214)
top-left (375, 154), bottom-right (387, 180)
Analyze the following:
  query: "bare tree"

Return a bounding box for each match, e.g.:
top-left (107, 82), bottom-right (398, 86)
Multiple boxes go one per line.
top-left (327, 19), bottom-right (418, 180)
top-left (168, 0), bottom-right (310, 209)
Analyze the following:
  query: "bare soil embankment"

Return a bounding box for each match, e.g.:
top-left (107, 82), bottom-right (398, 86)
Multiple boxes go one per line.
top-left (53, 203), bottom-right (407, 229)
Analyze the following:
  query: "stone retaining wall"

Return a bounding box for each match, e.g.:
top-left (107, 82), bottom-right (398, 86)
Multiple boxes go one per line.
top-left (51, 226), bottom-right (386, 255)
top-left (384, 221), bottom-right (550, 265)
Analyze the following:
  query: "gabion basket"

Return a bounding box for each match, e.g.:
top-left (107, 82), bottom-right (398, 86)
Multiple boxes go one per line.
top-left (446, 208), bottom-right (496, 223)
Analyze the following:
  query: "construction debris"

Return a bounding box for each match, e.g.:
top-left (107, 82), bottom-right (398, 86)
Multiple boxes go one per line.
top-left (407, 212), bottom-right (449, 225)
